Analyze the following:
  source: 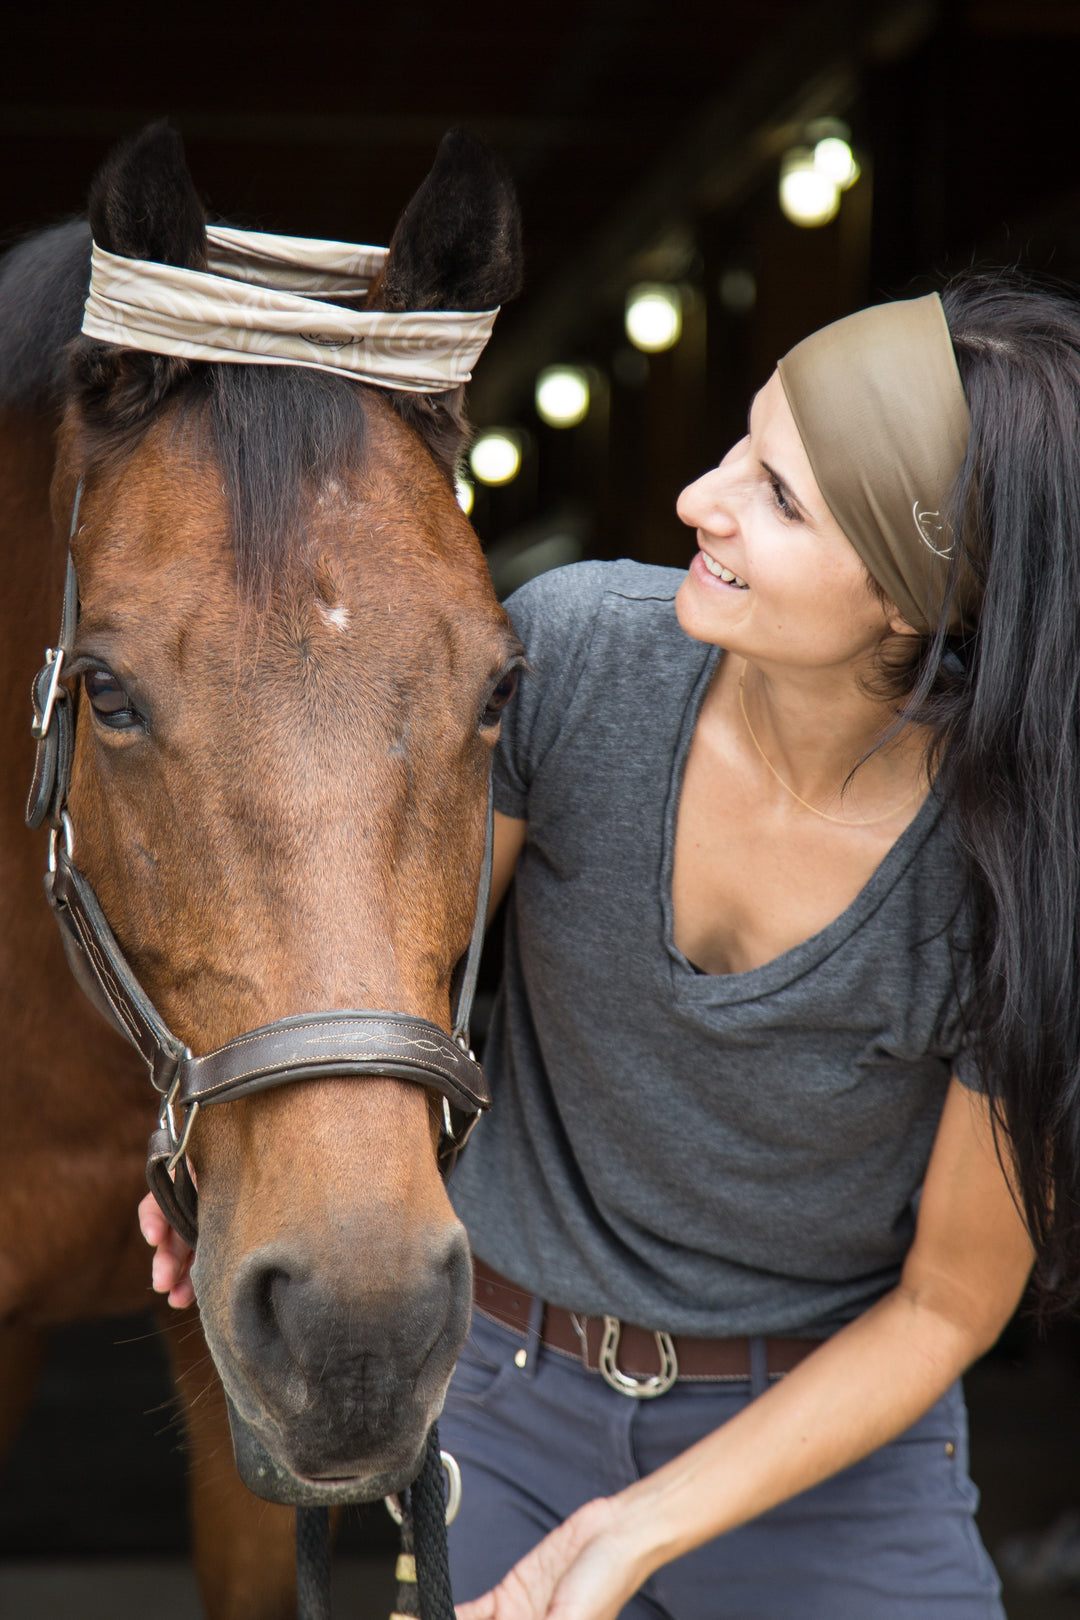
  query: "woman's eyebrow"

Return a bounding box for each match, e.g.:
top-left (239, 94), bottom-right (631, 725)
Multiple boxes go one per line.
top-left (759, 458), bottom-right (810, 518)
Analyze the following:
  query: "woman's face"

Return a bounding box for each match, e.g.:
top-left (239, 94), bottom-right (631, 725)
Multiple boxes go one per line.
top-left (675, 370), bottom-right (902, 670)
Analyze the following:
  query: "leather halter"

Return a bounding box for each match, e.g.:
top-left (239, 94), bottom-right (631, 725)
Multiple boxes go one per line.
top-left (27, 481), bottom-right (492, 1247)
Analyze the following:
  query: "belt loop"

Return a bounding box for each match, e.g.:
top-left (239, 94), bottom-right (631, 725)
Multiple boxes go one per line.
top-left (749, 1335), bottom-right (768, 1399)
top-left (520, 1291), bottom-right (545, 1380)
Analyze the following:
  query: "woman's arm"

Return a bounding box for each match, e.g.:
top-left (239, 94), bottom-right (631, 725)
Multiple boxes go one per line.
top-left (458, 1077), bottom-right (1035, 1620)
top-left (141, 811), bottom-right (529, 1306)
top-left (489, 811), bottom-right (526, 922)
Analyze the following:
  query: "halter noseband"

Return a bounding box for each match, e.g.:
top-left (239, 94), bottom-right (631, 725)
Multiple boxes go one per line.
top-left (27, 480), bottom-right (492, 1247)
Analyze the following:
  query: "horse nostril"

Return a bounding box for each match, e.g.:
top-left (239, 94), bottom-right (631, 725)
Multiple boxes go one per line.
top-left (230, 1247), bottom-right (314, 1379)
top-left (252, 1264), bottom-right (291, 1342)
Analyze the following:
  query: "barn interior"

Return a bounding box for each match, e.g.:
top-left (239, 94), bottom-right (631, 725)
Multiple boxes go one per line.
top-left (4, 0), bottom-right (1080, 1614)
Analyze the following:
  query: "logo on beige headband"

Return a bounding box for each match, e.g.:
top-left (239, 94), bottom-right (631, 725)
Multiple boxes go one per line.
top-left (301, 332), bottom-right (365, 349)
top-left (912, 501), bottom-right (953, 558)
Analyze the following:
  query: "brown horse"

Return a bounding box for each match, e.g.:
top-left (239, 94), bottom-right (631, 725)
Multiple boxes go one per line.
top-left (0, 123), bottom-right (521, 1615)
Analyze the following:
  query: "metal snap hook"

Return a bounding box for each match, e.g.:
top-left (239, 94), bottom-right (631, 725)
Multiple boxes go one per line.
top-left (384, 1450), bottom-right (462, 1527)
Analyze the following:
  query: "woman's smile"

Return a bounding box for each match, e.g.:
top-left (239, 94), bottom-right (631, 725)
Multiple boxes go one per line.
top-left (697, 549), bottom-right (749, 589)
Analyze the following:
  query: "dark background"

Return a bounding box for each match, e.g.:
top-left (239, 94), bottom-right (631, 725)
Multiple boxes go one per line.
top-left (5, 0), bottom-right (1080, 1614)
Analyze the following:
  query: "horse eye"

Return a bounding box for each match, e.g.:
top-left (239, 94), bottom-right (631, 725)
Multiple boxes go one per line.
top-left (84, 669), bottom-right (140, 729)
top-left (481, 668), bottom-right (520, 729)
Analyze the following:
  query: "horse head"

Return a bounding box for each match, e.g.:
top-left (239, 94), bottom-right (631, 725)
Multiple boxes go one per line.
top-left (46, 123), bottom-right (522, 1500)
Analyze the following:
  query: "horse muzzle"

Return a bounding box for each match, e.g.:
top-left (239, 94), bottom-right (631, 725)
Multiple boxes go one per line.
top-left (199, 1223), bottom-right (472, 1503)
top-left (224, 1395), bottom-right (430, 1506)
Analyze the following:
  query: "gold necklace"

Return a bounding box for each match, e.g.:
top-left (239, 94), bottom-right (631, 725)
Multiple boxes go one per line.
top-left (737, 673), bottom-right (921, 828)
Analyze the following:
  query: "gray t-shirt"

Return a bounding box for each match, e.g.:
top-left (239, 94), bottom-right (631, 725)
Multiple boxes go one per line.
top-left (450, 560), bottom-right (975, 1339)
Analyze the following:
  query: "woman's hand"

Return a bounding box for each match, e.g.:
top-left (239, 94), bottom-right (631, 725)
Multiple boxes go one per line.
top-left (456, 1496), bottom-right (648, 1620)
top-left (138, 1191), bottom-right (196, 1308)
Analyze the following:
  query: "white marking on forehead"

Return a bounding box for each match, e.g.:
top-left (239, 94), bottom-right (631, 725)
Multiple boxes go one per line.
top-left (317, 603), bottom-right (350, 632)
top-left (315, 478), bottom-right (346, 506)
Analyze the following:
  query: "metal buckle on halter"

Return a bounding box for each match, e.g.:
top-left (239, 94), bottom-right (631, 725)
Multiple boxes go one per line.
top-left (32, 647), bottom-right (65, 740)
top-left (47, 810), bottom-right (75, 874)
top-left (159, 1069), bottom-right (200, 1174)
top-left (440, 1093), bottom-right (481, 1154)
top-left (599, 1316), bottom-right (679, 1399)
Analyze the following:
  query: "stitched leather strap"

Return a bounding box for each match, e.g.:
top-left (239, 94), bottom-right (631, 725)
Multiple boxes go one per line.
top-left (176, 1012), bottom-right (488, 1111)
top-left (26, 542), bottom-right (79, 832)
top-left (47, 851), bottom-right (187, 1088)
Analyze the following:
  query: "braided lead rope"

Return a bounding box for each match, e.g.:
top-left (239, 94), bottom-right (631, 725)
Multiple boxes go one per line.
top-left (294, 1427), bottom-right (456, 1620)
top-left (411, 1425), bottom-right (457, 1620)
top-left (296, 1506), bottom-right (332, 1620)
top-left (391, 1497), bottom-right (421, 1620)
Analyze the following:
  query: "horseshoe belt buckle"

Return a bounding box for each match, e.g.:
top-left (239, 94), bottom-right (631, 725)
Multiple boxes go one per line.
top-left (599, 1315), bottom-right (678, 1398)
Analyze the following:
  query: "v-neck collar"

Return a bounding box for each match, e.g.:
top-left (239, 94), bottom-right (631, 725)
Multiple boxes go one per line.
top-left (659, 647), bottom-right (945, 1008)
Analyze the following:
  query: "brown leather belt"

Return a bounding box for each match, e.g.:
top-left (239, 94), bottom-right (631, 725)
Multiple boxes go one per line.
top-left (472, 1257), bottom-right (819, 1394)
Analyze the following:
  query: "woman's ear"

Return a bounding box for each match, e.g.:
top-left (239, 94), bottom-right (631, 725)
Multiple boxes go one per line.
top-left (885, 605), bottom-right (922, 638)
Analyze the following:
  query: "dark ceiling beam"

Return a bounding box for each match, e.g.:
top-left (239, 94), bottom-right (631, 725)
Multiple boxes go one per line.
top-left (469, 0), bottom-right (939, 421)
top-left (0, 106), bottom-right (612, 149)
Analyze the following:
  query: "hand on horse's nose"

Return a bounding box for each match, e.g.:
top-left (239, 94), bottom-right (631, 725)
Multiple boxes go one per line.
top-left (139, 1192), bottom-right (195, 1308)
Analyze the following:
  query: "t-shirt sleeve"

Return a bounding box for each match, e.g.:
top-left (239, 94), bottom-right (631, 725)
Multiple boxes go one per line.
top-left (952, 1045), bottom-right (988, 1094)
top-left (493, 561), bottom-right (611, 820)
top-left (938, 946), bottom-right (989, 1094)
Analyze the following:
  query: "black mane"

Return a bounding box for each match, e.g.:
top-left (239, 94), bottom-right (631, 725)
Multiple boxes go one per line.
top-left (0, 220), bottom-right (92, 413)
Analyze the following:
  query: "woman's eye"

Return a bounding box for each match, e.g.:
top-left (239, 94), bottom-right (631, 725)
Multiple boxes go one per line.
top-left (481, 668), bottom-right (520, 729)
top-left (84, 669), bottom-right (141, 729)
top-left (769, 477), bottom-right (792, 518)
top-left (768, 476), bottom-right (798, 521)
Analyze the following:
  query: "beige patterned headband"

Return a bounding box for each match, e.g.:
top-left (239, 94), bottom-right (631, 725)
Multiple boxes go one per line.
top-left (777, 293), bottom-right (975, 634)
top-left (81, 224), bottom-right (500, 393)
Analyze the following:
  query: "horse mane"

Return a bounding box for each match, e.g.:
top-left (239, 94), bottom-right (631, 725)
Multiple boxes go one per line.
top-left (0, 220), bottom-right (382, 587)
top-left (0, 220), bottom-right (92, 413)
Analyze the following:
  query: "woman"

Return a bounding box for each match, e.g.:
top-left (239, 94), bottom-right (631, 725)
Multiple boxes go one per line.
top-left (145, 279), bottom-right (1080, 1616)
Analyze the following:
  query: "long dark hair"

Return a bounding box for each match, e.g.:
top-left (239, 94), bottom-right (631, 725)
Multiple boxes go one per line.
top-left (882, 273), bottom-right (1080, 1311)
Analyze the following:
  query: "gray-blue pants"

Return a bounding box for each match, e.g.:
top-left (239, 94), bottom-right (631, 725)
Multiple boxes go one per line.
top-left (440, 1311), bottom-right (1004, 1619)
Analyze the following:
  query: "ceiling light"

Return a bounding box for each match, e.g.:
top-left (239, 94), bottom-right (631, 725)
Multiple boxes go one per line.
top-left (813, 136), bottom-right (860, 190)
top-left (535, 365), bottom-right (591, 428)
top-left (469, 431), bottom-right (522, 486)
top-left (778, 148), bottom-right (840, 228)
top-left (625, 284), bottom-right (682, 353)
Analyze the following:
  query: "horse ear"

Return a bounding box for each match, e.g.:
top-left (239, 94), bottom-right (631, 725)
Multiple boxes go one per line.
top-left (372, 131), bottom-right (522, 475)
top-left (375, 130), bottom-right (522, 316)
top-left (88, 120), bottom-right (207, 270)
top-left (74, 122), bottom-right (206, 432)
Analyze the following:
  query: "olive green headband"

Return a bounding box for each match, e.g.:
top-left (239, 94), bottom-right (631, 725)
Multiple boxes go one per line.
top-left (776, 293), bottom-right (975, 634)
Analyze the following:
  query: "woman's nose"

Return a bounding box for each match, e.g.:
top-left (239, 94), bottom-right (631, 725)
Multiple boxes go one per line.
top-left (677, 462), bottom-right (736, 532)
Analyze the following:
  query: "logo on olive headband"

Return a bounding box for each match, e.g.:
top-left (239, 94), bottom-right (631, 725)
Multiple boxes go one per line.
top-left (912, 502), bottom-right (954, 559)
